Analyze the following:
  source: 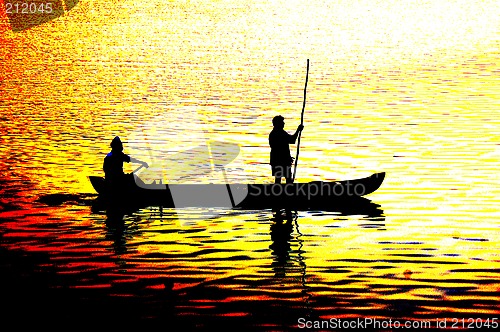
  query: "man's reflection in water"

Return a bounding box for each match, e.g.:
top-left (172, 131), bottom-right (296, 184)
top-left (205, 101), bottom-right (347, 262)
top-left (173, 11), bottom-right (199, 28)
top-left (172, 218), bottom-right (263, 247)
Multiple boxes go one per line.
top-left (104, 211), bottom-right (141, 260)
top-left (105, 213), bottom-right (128, 257)
top-left (269, 209), bottom-right (313, 320)
top-left (269, 209), bottom-right (295, 278)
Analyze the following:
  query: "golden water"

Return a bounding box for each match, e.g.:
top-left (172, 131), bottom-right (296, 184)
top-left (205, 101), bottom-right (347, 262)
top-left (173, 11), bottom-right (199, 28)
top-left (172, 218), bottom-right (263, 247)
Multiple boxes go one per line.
top-left (0, 0), bottom-right (499, 328)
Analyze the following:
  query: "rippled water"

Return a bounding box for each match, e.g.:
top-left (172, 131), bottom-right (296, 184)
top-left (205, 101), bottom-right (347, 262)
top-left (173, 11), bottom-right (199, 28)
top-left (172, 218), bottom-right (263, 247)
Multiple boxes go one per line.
top-left (1, 0), bottom-right (499, 329)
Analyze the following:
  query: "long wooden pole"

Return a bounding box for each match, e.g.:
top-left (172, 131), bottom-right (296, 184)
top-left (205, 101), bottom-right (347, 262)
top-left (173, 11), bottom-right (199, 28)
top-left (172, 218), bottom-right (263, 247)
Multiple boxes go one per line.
top-left (292, 59), bottom-right (309, 182)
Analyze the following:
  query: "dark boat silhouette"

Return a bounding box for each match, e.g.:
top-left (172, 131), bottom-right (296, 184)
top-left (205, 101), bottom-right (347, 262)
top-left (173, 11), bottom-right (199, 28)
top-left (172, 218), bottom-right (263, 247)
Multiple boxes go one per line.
top-left (88, 172), bottom-right (385, 212)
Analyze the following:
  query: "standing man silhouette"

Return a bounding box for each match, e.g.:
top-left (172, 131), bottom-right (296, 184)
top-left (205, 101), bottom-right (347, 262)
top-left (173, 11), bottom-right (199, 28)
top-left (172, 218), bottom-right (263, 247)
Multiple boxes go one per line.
top-left (269, 115), bottom-right (304, 184)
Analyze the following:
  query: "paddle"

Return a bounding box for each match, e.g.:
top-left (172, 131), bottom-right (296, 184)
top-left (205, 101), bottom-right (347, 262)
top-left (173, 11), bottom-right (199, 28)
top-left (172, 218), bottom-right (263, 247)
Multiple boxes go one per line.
top-left (210, 140), bottom-right (240, 208)
top-left (133, 163), bottom-right (145, 174)
top-left (292, 59), bottom-right (310, 182)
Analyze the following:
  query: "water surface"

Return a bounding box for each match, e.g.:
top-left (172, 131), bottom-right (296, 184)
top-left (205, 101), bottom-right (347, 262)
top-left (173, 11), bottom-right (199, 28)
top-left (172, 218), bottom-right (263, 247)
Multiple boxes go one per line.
top-left (1, 0), bottom-right (499, 329)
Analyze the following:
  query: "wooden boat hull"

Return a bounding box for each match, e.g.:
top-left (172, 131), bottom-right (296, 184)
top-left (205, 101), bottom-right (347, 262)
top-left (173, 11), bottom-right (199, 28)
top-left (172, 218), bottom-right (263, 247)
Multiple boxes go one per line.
top-left (89, 172), bottom-right (385, 211)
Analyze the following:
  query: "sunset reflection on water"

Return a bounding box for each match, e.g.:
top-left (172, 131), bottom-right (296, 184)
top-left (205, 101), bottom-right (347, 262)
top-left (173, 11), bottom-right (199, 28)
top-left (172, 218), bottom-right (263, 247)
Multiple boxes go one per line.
top-left (0, 0), bottom-right (499, 328)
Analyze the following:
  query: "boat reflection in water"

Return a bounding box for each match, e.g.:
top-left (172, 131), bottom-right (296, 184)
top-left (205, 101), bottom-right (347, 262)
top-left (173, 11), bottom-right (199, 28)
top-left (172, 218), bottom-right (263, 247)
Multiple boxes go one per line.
top-left (105, 198), bottom-right (385, 328)
top-left (38, 174), bottom-right (386, 328)
top-left (35, 185), bottom-right (494, 329)
top-left (269, 197), bottom-right (385, 278)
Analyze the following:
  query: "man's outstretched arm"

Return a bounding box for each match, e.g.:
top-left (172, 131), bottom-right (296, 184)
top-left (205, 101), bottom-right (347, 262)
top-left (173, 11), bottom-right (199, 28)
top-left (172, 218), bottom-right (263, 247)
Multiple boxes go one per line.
top-left (290, 124), bottom-right (304, 143)
top-left (130, 157), bottom-right (149, 167)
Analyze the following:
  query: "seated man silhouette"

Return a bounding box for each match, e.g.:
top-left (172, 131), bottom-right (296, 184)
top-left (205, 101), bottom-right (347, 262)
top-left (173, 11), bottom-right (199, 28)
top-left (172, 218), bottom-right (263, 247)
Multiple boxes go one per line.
top-left (103, 136), bottom-right (148, 190)
top-left (269, 115), bottom-right (304, 184)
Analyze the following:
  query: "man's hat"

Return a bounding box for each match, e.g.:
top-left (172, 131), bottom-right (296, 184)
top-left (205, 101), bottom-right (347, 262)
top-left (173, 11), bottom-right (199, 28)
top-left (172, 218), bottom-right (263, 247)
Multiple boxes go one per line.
top-left (272, 115), bottom-right (284, 126)
top-left (110, 136), bottom-right (122, 149)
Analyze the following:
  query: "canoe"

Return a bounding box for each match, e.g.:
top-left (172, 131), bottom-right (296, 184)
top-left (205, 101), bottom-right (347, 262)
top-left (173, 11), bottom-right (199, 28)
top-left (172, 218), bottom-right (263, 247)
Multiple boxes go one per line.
top-left (88, 172), bottom-right (385, 211)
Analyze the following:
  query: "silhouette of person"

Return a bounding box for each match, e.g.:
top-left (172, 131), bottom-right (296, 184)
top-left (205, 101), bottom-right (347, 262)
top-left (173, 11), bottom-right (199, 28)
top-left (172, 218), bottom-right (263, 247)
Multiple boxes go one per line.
top-left (269, 210), bottom-right (294, 278)
top-left (269, 115), bottom-right (304, 184)
top-left (103, 136), bottom-right (148, 186)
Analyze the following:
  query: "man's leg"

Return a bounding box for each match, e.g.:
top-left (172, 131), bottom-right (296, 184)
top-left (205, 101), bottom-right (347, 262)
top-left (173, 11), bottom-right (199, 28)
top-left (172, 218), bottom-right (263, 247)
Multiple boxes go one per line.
top-left (285, 165), bottom-right (293, 184)
top-left (273, 165), bottom-right (283, 184)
